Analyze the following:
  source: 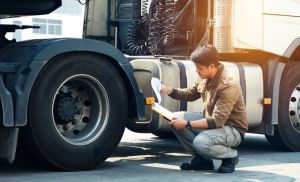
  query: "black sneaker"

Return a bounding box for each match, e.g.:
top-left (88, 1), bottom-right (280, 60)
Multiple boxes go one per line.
top-left (217, 156), bottom-right (239, 173)
top-left (180, 154), bottom-right (214, 170)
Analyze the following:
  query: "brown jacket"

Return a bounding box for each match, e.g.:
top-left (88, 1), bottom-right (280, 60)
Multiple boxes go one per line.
top-left (169, 63), bottom-right (248, 135)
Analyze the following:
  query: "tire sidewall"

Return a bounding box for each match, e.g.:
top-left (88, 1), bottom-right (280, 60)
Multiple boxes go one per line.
top-left (278, 62), bottom-right (300, 151)
top-left (29, 53), bottom-right (127, 170)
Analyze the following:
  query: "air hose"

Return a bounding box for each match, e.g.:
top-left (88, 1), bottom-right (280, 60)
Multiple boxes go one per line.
top-left (125, 0), bottom-right (150, 55)
top-left (125, 0), bottom-right (177, 55)
top-left (148, 0), bottom-right (165, 55)
top-left (148, 0), bottom-right (176, 55)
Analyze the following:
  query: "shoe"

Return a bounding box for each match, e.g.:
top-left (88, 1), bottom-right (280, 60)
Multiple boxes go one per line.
top-left (217, 156), bottom-right (239, 173)
top-left (180, 154), bottom-right (214, 170)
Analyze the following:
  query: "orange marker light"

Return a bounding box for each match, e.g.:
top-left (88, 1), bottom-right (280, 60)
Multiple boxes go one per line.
top-left (146, 97), bottom-right (155, 105)
top-left (264, 98), bottom-right (272, 105)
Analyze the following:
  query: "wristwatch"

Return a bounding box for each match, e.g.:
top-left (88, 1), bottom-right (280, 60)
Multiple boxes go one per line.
top-left (186, 120), bottom-right (192, 130)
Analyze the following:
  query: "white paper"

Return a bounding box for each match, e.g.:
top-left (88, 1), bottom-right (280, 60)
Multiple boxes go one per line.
top-left (152, 103), bottom-right (175, 121)
top-left (151, 77), bottom-right (175, 121)
top-left (151, 77), bottom-right (161, 104)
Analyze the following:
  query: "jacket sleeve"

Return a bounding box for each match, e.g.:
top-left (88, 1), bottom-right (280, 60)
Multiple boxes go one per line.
top-left (206, 84), bottom-right (240, 129)
top-left (169, 81), bottom-right (201, 101)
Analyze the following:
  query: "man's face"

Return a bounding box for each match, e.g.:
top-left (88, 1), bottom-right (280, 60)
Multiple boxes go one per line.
top-left (195, 63), bottom-right (212, 79)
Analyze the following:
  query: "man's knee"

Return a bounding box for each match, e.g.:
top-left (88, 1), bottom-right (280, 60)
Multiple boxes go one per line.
top-left (192, 134), bottom-right (212, 155)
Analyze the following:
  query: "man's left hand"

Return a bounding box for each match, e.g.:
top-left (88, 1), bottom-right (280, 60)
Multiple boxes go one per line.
top-left (169, 118), bottom-right (187, 130)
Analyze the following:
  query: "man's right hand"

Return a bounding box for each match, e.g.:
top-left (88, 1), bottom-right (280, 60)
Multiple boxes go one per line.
top-left (160, 84), bottom-right (173, 95)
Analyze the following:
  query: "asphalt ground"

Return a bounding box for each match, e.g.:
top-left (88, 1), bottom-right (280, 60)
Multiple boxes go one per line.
top-left (1, 129), bottom-right (300, 182)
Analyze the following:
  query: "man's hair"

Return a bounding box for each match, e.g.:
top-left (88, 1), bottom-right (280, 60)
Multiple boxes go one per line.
top-left (190, 44), bottom-right (219, 66)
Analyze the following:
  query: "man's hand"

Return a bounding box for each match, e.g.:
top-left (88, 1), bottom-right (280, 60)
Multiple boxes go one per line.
top-left (160, 84), bottom-right (173, 95)
top-left (169, 117), bottom-right (187, 130)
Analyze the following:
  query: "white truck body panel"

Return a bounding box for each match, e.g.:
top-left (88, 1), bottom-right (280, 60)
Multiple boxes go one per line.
top-left (263, 15), bottom-right (300, 56)
top-left (232, 0), bottom-right (300, 56)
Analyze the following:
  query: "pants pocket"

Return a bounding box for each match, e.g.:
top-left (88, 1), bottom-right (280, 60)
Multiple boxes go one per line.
top-left (224, 126), bottom-right (240, 147)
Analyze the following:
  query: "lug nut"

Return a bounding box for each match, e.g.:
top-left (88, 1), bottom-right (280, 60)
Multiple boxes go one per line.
top-left (63, 125), bottom-right (69, 131)
top-left (84, 100), bottom-right (91, 107)
top-left (73, 130), bottom-right (80, 135)
top-left (290, 110), bottom-right (296, 116)
top-left (72, 119), bottom-right (78, 125)
top-left (82, 117), bottom-right (89, 123)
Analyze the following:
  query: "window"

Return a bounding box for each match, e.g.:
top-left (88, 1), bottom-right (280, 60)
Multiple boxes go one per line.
top-left (13, 21), bottom-right (22, 41)
top-left (32, 18), bottom-right (62, 35)
top-left (48, 20), bottom-right (62, 35)
top-left (32, 18), bottom-right (47, 34)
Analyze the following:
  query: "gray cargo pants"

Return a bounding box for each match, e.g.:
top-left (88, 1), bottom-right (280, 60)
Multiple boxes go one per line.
top-left (170, 112), bottom-right (242, 159)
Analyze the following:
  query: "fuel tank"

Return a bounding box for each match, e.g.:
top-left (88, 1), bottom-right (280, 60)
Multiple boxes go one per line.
top-left (131, 58), bottom-right (264, 131)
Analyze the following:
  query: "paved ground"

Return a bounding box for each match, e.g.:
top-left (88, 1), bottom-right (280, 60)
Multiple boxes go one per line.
top-left (1, 129), bottom-right (300, 182)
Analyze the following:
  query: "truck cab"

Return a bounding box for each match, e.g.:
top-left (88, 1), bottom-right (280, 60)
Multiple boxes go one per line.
top-left (85, 0), bottom-right (300, 151)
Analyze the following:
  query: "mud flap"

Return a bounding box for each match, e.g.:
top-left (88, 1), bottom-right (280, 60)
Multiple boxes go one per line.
top-left (0, 127), bottom-right (19, 164)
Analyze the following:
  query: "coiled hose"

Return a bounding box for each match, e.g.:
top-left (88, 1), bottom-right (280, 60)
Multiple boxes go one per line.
top-left (141, 0), bottom-right (149, 16)
top-left (125, 0), bottom-right (177, 55)
top-left (148, 0), bottom-right (177, 55)
top-left (141, 0), bottom-right (150, 26)
top-left (125, 16), bottom-right (150, 55)
top-left (162, 0), bottom-right (176, 47)
top-left (125, 0), bottom-right (150, 55)
top-left (148, 0), bottom-right (165, 55)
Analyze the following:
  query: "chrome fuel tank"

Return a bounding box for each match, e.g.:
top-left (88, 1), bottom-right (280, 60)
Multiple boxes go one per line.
top-left (131, 58), bottom-right (264, 129)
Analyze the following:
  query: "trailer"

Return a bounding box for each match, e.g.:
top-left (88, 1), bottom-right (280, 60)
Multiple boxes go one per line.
top-left (0, 0), bottom-right (300, 171)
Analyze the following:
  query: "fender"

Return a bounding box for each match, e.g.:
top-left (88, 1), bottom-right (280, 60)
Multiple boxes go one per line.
top-left (283, 37), bottom-right (300, 60)
top-left (0, 38), bottom-right (145, 126)
top-left (268, 37), bottom-right (300, 128)
top-left (260, 38), bottom-right (300, 134)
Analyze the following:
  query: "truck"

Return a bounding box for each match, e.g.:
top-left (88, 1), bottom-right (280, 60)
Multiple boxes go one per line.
top-left (0, 0), bottom-right (299, 171)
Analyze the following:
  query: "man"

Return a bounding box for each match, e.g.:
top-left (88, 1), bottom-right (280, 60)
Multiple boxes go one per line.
top-left (160, 44), bottom-right (248, 173)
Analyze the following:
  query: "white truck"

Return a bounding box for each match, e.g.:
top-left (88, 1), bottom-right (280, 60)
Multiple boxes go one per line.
top-left (0, 0), bottom-right (299, 171)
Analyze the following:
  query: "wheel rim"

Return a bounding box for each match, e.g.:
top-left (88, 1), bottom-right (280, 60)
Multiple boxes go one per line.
top-left (289, 84), bottom-right (300, 133)
top-left (51, 74), bottom-right (109, 145)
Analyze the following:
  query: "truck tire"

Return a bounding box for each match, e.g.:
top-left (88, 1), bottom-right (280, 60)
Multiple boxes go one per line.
top-left (266, 62), bottom-right (300, 151)
top-left (265, 126), bottom-right (288, 150)
top-left (24, 53), bottom-right (127, 170)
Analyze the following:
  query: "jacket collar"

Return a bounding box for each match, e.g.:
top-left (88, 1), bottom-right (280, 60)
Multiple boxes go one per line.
top-left (206, 63), bottom-right (224, 88)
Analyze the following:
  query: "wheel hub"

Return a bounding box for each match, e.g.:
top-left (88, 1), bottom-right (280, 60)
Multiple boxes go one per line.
top-left (52, 74), bottom-right (109, 145)
top-left (54, 93), bottom-right (79, 125)
top-left (289, 85), bottom-right (300, 133)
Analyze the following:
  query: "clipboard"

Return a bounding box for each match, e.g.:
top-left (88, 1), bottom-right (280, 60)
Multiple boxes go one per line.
top-left (152, 103), bottom-right (175, 121)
